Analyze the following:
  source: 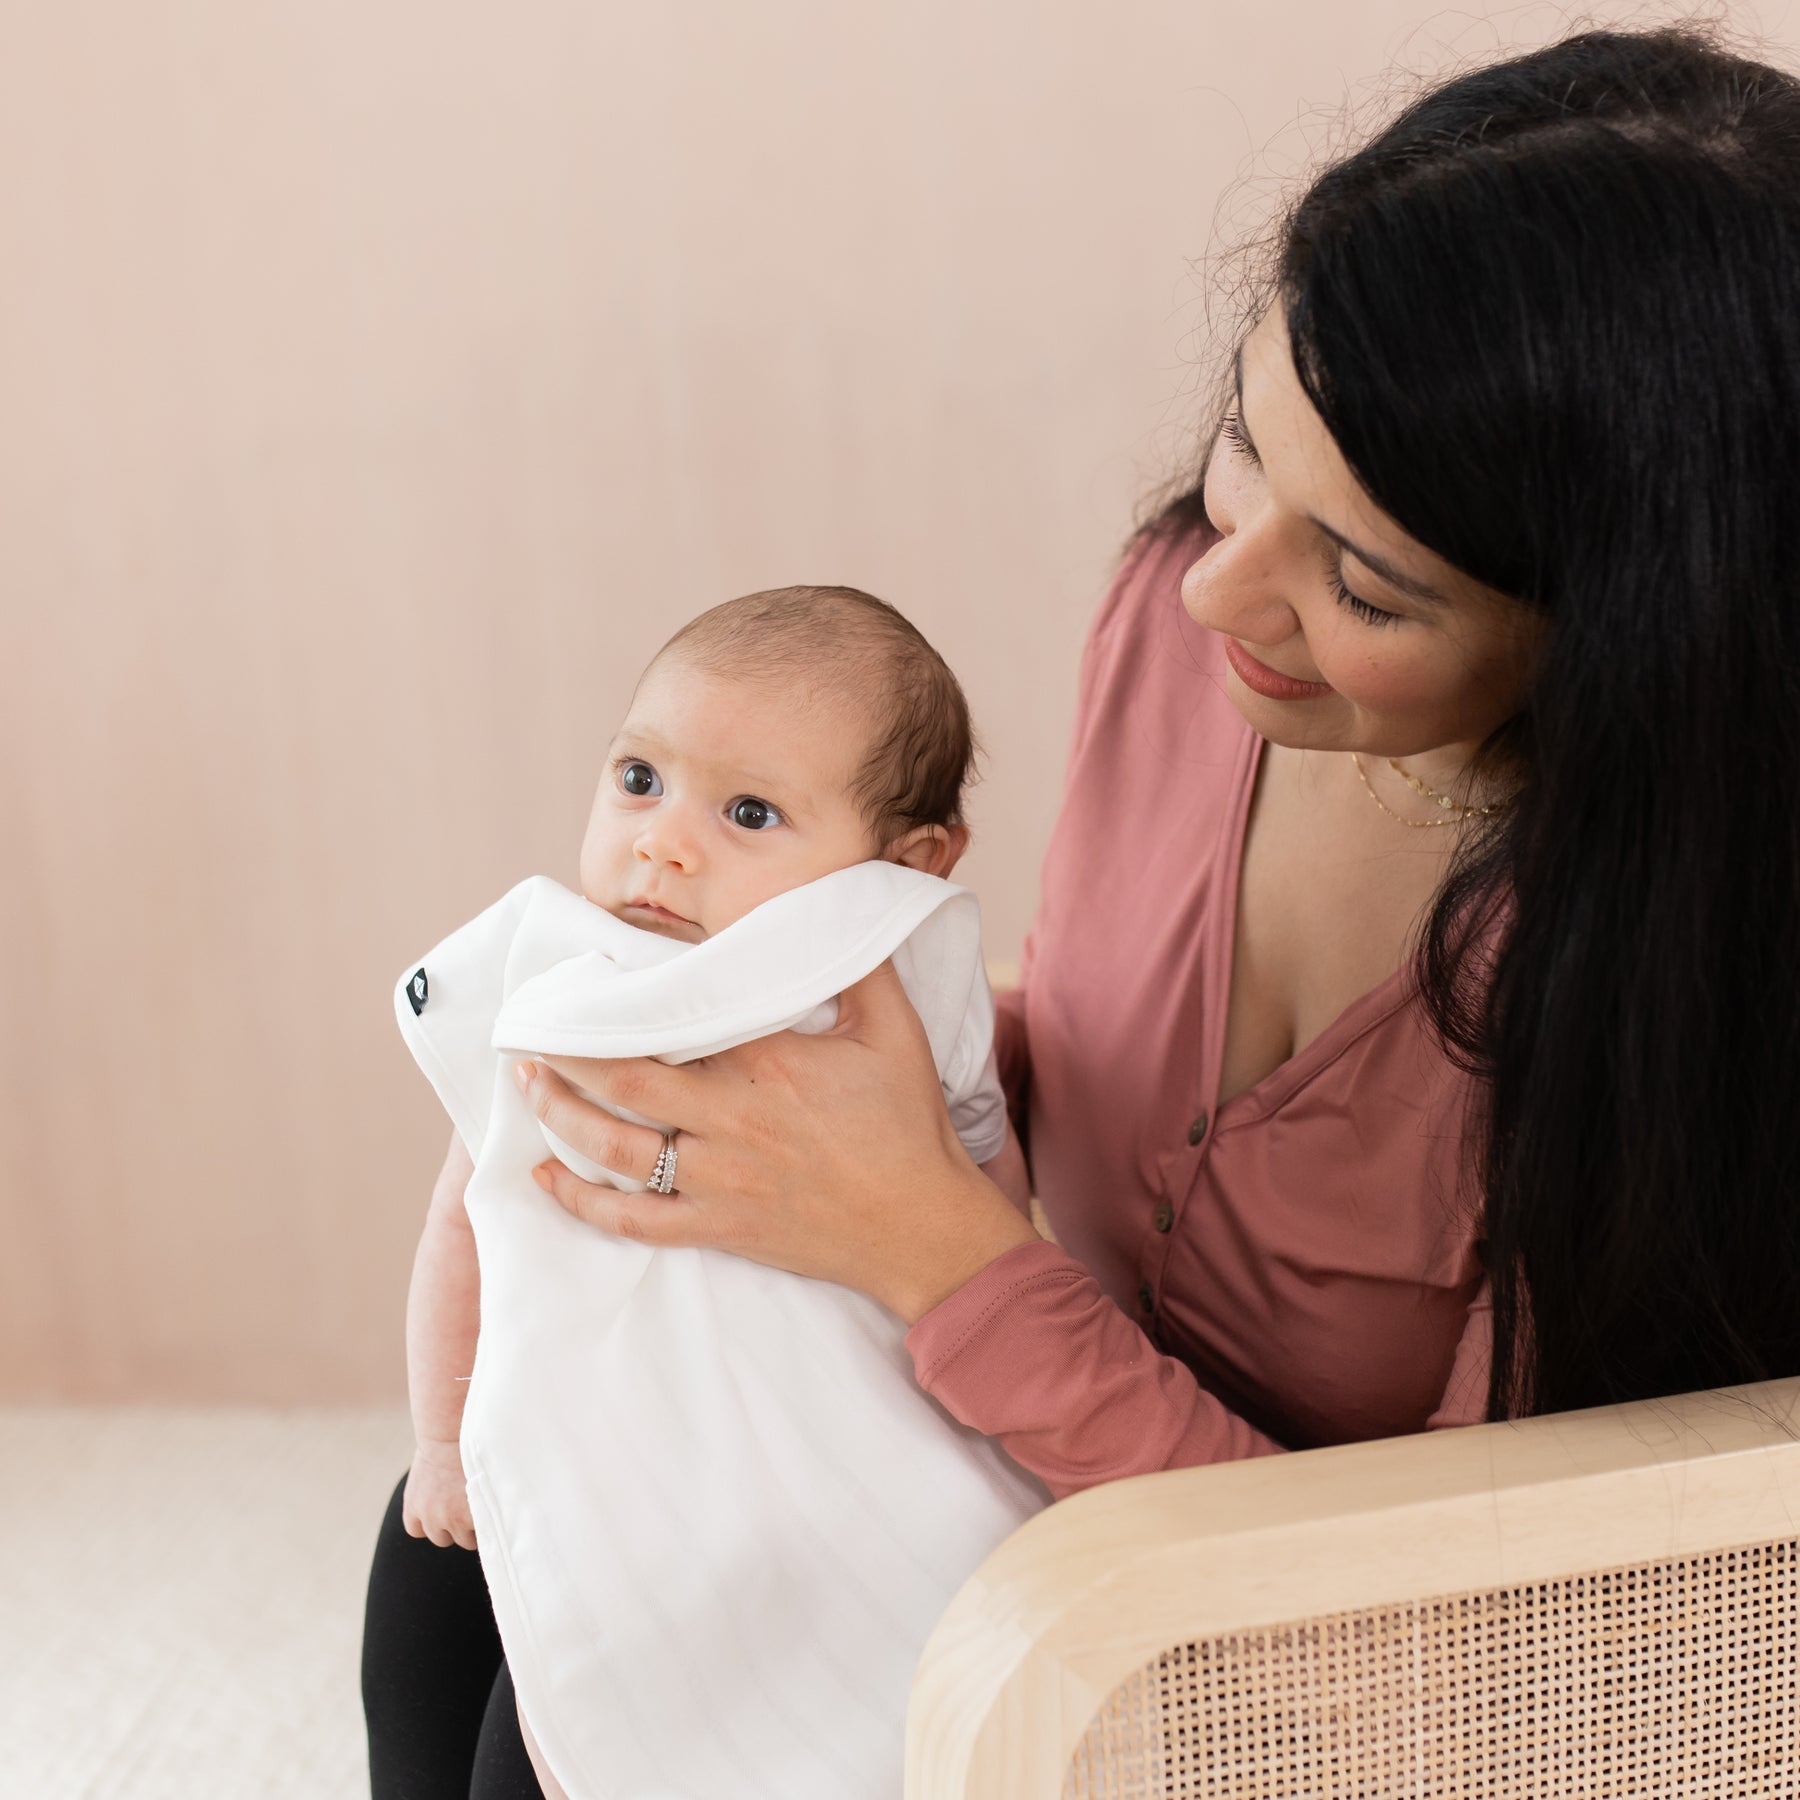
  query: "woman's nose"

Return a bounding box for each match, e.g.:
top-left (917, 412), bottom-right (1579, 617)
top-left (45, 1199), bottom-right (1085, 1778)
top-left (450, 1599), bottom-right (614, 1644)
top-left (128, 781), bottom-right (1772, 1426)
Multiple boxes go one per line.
top-left (1180, 513), bottom-right (1305, 648)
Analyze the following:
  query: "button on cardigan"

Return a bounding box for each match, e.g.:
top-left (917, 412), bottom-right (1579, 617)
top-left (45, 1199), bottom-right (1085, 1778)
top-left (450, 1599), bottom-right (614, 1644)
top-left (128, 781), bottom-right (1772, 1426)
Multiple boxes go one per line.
top-left (903, 524), bottom-right (1494, 1501)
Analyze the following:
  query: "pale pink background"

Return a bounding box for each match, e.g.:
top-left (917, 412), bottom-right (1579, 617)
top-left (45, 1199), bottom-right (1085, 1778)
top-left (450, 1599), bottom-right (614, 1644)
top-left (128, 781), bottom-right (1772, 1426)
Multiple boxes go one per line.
top-left (7, 1), bottom-right (1789, 1400)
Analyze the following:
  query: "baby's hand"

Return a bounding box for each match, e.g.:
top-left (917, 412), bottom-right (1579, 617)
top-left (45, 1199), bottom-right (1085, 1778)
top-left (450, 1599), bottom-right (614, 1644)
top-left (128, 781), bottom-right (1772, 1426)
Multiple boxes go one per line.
top-left (403, 1437), bottom-right (478, 1550)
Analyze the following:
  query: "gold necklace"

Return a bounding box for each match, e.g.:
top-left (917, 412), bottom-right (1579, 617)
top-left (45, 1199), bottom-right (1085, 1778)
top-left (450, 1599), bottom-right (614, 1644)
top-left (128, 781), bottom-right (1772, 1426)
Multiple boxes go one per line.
top-left (1351, 753), bottom-right (1510, 828)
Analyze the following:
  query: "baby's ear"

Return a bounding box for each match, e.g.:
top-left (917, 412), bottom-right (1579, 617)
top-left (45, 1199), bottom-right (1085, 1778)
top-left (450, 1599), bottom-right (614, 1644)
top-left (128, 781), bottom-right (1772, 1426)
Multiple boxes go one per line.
top-left (884, 823), bottom-right (970, 879)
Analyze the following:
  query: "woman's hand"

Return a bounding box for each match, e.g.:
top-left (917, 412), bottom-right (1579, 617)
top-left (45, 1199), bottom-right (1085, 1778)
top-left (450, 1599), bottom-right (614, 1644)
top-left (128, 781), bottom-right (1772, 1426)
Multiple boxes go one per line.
top-left (511, 960), bottom-right (1041, 1325)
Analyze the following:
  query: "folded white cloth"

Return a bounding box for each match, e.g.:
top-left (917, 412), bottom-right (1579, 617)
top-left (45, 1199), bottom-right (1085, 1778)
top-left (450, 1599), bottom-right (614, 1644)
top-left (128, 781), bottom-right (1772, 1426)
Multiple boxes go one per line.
top-left (393, 864), bottom-right (1048, 1800)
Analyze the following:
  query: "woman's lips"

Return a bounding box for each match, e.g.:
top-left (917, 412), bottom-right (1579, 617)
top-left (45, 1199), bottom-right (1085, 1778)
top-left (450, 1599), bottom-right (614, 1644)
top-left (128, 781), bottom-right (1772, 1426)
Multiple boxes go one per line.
top-left (1222, 636), bottom-right (1335, 701)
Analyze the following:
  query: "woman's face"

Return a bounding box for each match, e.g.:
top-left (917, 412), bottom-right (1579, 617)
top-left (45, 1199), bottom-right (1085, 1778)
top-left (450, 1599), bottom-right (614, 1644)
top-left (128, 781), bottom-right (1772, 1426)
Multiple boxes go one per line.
top-left (1180, 301), bottom-right (1544, 763)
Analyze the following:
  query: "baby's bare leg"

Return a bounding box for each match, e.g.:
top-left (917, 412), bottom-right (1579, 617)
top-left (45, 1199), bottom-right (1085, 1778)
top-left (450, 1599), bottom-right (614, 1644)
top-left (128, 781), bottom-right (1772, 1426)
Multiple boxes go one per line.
top-left (517, 1701), bottom-right (571, 1800)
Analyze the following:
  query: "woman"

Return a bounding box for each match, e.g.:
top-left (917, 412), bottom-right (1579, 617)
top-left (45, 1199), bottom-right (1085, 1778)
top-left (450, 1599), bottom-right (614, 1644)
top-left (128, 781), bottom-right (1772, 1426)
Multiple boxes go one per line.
top-left (364, 21), bottom-right (1800, 1793)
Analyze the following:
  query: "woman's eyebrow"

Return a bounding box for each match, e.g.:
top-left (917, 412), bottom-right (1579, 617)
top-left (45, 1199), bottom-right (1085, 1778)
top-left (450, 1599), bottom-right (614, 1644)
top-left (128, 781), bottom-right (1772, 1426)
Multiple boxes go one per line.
top-left (1233, 346), bottom-right (1451, 610)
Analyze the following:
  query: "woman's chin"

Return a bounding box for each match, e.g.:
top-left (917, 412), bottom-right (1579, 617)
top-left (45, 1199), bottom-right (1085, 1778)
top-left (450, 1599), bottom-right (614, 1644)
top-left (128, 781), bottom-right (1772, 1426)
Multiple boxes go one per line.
top-left (1223, 675), bottom-right (1347, 748)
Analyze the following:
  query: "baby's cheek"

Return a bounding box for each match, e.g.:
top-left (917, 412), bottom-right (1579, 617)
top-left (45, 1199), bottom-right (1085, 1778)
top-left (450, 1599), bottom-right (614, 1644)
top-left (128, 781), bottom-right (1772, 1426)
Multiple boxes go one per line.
top-left (575, 826), bottom-right (619, 909)
top-left (707, 842), bottom-right (868, 930)
top-left (700, 862), bottom-right (793, 934)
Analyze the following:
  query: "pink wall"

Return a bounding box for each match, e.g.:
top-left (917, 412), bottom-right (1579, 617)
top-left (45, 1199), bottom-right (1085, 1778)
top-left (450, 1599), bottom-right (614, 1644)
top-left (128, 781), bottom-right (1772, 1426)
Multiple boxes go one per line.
top-left (7, 1), bottom-right (1785, 1399)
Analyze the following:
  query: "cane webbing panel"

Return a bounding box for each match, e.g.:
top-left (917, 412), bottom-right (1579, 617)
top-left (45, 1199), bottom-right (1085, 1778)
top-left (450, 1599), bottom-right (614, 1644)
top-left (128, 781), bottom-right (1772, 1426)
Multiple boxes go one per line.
top-left (1063, 1540), bottom-right (1800, 1797)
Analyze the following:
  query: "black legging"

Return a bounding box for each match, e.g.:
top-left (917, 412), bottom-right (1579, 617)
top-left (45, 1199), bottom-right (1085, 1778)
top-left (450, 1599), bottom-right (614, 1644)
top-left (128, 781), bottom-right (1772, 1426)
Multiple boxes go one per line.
top-left (361, 1474), bottom-right (546, 1799)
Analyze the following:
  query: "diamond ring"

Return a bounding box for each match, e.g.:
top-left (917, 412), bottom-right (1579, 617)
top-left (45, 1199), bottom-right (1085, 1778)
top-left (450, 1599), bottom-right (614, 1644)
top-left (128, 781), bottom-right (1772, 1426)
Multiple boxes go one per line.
top-left (648, 1133), bottom-right (679, 1195)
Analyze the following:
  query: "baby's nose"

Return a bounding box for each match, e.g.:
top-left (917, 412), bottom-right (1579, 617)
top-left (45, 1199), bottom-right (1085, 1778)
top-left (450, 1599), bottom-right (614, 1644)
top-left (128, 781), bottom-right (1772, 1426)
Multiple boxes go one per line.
top-left (634, 812), bottom-right (698, 870)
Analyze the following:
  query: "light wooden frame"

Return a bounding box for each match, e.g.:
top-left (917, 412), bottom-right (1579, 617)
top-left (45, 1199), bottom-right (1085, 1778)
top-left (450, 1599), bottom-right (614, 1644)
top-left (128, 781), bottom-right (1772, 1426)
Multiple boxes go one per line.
top-left (905, 1378), bottom-right (1800, 1797)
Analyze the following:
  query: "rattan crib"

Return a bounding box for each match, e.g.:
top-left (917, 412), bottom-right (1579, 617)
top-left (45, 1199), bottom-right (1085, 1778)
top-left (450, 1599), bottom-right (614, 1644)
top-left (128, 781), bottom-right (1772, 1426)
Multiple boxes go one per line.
top-left (905, 1377), bottom-right (1800, 1798)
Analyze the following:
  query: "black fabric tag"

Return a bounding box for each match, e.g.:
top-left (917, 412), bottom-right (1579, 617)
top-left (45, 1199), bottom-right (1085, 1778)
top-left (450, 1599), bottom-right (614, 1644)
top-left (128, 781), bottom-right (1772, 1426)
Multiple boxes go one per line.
top-left (406, 967), bottom-right (429, 1016)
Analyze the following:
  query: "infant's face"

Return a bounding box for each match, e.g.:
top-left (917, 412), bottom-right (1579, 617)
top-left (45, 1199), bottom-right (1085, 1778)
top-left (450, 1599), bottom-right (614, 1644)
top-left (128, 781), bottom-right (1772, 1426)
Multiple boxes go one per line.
top-left (579, 657), bottom-right (882, 942)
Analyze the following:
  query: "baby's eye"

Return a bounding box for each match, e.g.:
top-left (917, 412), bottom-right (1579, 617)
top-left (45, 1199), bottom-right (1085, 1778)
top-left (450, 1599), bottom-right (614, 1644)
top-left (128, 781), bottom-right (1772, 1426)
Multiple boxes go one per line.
top-left (729, 796), bottom-right (783, 832)
top-left (617, 760), bottom-right (662, 797)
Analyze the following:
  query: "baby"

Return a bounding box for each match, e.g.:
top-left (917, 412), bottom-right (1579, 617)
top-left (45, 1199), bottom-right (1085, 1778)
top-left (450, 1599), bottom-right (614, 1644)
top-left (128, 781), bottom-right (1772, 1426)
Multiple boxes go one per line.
top-left (395, 584), bottom-right (1037, 1800)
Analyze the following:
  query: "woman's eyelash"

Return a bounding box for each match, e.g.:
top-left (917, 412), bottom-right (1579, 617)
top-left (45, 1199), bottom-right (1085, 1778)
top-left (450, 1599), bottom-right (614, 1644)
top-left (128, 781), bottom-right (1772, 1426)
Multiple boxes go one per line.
top-left (1221, 409), bottom-right (1259, 466)
top-left (1328, 567), bottom-right (1402, 628)
top-left (1223, 410), bottom-right (1403, 628)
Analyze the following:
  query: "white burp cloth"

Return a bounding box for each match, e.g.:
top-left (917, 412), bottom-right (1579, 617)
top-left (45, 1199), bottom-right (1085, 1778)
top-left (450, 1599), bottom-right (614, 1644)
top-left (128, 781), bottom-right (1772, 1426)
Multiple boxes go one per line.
top-left (393, 864), bottom-right (1046, 1800)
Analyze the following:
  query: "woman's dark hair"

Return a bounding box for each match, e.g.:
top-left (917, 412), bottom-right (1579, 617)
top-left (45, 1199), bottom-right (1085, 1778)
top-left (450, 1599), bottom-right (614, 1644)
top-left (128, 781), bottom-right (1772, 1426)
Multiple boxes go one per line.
top-left (1151, 23), bottom-right (1800, 1420)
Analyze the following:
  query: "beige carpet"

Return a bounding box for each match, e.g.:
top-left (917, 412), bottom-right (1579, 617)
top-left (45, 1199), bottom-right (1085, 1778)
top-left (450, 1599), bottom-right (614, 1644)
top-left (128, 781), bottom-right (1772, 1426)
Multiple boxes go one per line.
top-left (0, 1406), bottom-right (412, 1800)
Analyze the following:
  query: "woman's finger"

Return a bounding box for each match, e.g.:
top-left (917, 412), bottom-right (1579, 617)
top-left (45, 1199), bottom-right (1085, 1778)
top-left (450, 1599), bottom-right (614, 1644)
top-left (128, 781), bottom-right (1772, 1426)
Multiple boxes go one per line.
top-left (513, 1059), bottom-right (672, 1186)
top-left (531, 1155), bottom-right (708, 1248)
top-left (530, 1051), bottom-right (709, 1130)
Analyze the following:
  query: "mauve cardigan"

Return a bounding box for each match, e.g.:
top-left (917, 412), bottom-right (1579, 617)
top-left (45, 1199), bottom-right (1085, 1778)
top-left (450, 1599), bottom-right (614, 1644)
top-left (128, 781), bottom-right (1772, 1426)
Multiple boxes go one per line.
top-left (902, 524), bottom-right (1493, 1501)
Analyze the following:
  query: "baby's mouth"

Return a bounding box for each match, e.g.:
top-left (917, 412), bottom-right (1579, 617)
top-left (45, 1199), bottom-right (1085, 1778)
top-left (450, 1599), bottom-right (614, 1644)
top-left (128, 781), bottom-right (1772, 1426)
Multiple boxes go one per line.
top-left (631, 899), bottom-right (693, 923)
top-left (622, 899), bottom-right (704, 937)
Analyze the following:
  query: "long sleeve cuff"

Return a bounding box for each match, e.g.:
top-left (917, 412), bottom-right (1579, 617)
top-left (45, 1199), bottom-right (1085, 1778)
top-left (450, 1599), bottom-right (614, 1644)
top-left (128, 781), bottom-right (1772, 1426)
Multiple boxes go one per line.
top-left (904, 1239), bottom-right (1286, 1501)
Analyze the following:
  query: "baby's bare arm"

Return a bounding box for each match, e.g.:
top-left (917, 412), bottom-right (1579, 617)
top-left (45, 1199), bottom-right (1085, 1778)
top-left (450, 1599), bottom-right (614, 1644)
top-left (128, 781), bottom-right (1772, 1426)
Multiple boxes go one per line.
top-left (403, 1127), bottom-right (482, 1549)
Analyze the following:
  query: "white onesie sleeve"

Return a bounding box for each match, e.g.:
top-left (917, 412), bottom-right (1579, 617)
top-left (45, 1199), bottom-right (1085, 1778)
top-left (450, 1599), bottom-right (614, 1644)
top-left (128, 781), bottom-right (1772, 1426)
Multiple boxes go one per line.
top-left (939, 973), bottom-right (1008, 1164)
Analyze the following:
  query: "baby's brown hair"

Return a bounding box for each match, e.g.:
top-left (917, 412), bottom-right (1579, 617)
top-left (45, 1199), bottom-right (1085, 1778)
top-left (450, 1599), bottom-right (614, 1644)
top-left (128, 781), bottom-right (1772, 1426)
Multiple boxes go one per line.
top-left (653, 585), bottom-right (977, 849)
